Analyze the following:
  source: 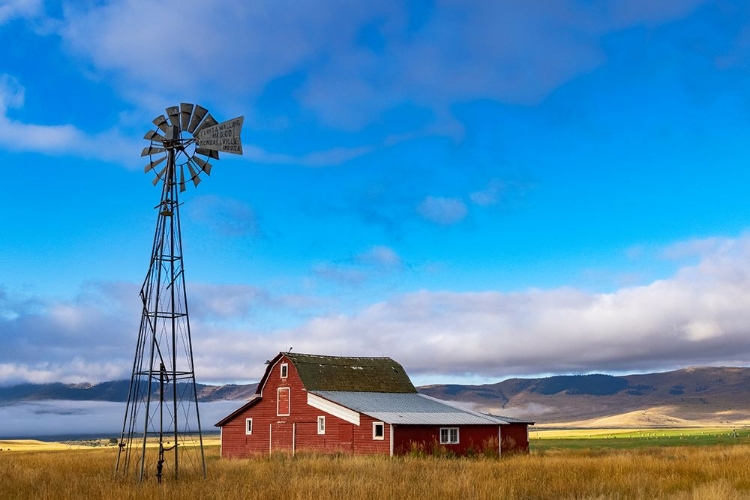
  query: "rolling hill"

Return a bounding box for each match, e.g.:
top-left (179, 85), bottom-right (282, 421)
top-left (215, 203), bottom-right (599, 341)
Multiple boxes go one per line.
top-left (419, 366), bottom-right (750, 427)
top-left (3, 366), bottom-right (750, 427)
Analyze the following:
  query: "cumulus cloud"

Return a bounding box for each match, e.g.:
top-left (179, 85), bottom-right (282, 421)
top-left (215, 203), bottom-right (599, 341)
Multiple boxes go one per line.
top-left (0, 74), bottom-right (138, 161)
top-left (3, 0), bottom-right (709, 165)
top-left (55, 0), bottom-right (710, 132)
top-left (0, 279), bottom-right (316, 385)
top-left (5, 234), bottom-right (750, 386)
top-left (233, 233), bottom-right (750, 382)
top-left (0, 281), bottom-right (139, 385)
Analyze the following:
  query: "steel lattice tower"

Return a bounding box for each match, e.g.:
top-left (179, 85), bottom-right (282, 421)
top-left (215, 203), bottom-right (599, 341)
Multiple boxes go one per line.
top-left (115, 104), bottom-right (243, 482)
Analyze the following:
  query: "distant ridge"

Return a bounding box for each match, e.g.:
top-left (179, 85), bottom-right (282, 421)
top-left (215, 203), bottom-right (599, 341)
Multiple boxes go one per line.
top-left (0, 381), bottom-right (258, 404)
top-left (4, 367), bottom-right (750, 426)
top-left (419, 366), bottom-right (750, 426)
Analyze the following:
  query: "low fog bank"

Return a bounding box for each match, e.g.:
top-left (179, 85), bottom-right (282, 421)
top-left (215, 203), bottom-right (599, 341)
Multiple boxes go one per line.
top-left (0, 400), bottom-right (243, 439)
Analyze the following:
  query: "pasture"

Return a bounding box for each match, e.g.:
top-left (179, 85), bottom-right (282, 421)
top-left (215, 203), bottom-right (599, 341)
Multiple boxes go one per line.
top-left (3, 431), bottom-right (750, 499)
top-left (532, 426), bottom-right (750, 451)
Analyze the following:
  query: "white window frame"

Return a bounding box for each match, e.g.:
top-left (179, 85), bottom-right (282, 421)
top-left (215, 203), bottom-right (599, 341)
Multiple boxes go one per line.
top-left (439, 427), bottom-right (459, 444)
top-left (317, 416), bottom-right (326, 435)
top-left (277, 387), bottom-right (291, 416)
top-left (280, 362), bottom-right (288, 379)
top-left (245, 418), bottom-right (253, 435)
top-left (373, 422), bottom-right (385, 440)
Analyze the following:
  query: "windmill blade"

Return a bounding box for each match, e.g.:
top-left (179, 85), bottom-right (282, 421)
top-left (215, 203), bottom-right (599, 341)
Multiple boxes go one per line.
top-left (179, 165), bottom-right (187, 193)
top-left (152, 115), bottom-right (170, 133)
top-left (192, 156), bottom-right (212, 176)
top-left (144, 155), bottom-right (166, 173)
top-left (166, 106), bottom-right (181, 131)
top-left (195, 147), bottom-right (220, 160)
top-left (141, 146), bottom-right (166, 157)
top-left (152, 165), bottom-right (168, 186)
top-left (193, 114), bottom-right (217, 136)
top-left (187, 105), bottom-right (208, 134)
top-left (186, 161), bottom-right (202, 187)
top-left (180, 103), bottom-right (193, 131)
top-left (144, 130), bottom-right (165, 143)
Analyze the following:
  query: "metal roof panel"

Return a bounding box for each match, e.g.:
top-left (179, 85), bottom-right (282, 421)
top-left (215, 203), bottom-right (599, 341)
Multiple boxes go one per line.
top-left (311, 391), bottom-right (509, 425)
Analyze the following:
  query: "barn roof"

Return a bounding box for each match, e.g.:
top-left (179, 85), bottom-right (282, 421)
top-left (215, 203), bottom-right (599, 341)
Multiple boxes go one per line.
top-left (284, 352), bottom-right (417, 393)
top-left (312, 391), bottom-right (533, 425)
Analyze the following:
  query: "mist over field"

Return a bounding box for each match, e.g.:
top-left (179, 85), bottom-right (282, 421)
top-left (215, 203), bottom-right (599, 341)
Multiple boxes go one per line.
top-left (0, 401), bottom-right (241, 439)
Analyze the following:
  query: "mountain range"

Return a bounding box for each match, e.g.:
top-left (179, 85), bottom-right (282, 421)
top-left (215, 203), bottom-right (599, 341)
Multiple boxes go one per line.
top-left (3, 366), bottom-right (750, 427)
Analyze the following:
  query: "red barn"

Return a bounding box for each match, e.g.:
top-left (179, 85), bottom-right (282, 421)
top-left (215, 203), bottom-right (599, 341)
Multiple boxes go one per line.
top-left (215, 352), bottom-right (533, 458)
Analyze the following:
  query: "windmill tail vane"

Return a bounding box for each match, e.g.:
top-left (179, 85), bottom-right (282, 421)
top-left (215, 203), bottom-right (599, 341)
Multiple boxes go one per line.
top-left (115, 103), bottom-right (244, 483)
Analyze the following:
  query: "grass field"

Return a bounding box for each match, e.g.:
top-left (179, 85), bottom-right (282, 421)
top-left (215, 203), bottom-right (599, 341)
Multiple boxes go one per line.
top-left (4, 433), bottom-right (750, 499)
top-left (531, 426), bottom-right (750, 451)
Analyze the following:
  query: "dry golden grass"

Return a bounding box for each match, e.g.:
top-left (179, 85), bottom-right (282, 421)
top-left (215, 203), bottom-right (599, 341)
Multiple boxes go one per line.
top-left (4, 443), bottom-right (750, 499)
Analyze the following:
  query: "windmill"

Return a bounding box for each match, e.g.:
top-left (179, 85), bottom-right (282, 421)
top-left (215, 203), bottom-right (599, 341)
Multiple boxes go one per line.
top-left (115, 104), bottom-right (243, 482)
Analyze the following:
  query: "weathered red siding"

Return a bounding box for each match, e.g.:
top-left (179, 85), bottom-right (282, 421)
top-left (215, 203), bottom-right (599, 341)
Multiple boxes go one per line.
top-left (351, 414), bottom-right (391, 455)
top-left (500, 423), bottom-right (530, 454)
top-left (220, 355), bottom-right (391, 458)
top-left (393, 425), bottom-right (499, 456)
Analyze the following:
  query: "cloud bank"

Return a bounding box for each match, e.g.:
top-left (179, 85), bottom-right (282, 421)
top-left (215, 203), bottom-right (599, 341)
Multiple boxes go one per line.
top-left (2, 234), bottom-right (750, 385)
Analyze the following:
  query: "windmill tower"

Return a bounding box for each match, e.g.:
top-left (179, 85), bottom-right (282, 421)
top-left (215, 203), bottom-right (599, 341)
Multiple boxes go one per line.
top-left (115, 104), bottom-right (243, 482)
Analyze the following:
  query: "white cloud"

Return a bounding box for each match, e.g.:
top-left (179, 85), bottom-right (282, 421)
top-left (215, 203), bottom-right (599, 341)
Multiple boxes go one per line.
top-left (0, 74), bottom-right (139, 161)
top-left (59, 0), bottom-right (386, 110)
top-left (0, 0), bottom-right (41, 25)
top-left (662, 236), bottom-right (729, 260)
top-left (257, 233), bottom-right (750, 380)
top-left (4, 232), bottom-right (750, 386)
top-left (417, 196), bottom-right (468, 224)
top-left (55, 0), bottom-right (710, 132)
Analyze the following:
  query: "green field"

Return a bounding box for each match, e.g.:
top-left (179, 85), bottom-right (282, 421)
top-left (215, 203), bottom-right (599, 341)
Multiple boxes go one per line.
top-left (531, 427), bottom-right (750, 451)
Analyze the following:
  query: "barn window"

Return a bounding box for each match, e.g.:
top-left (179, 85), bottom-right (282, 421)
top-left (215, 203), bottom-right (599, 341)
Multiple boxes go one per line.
top-left (439, 427), bottom-right (459, 444)
top-left (277, 387), bottom-right (290, 416)
top-left (245, 418), bottom-right (253, 435)
top-left (317, 416), bottom-right (325, 435)
top-left (280, 363), bottom-right (288, 379)
top-left (373, 422), bottom-right (385, 440)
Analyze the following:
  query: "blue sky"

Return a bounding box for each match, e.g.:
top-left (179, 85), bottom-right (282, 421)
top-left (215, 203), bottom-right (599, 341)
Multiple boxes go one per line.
top-left (3, 0), bottom-right (750, 387)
